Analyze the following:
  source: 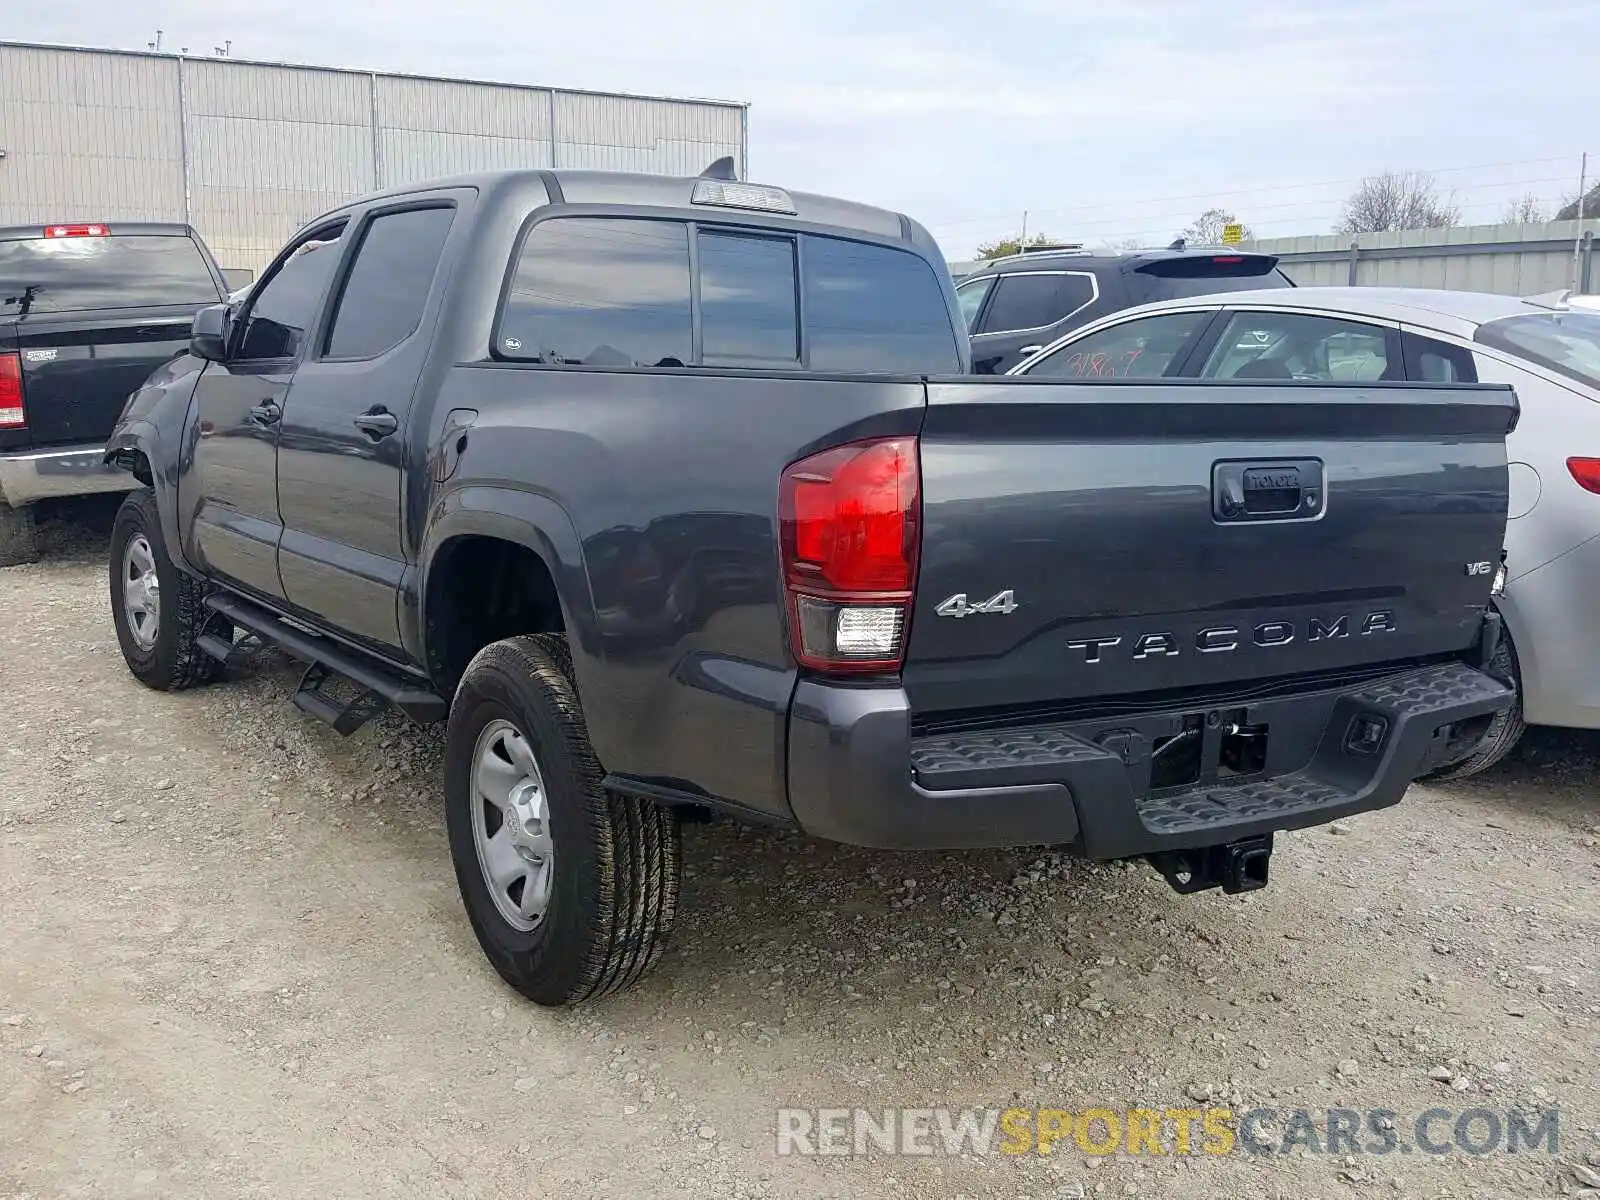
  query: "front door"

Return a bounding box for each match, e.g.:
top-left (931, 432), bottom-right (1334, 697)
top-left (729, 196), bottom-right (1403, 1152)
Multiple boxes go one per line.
top-left (274, 202), bottom-right (459, 652)
top-left (183, 224), bottom-right (348, 600)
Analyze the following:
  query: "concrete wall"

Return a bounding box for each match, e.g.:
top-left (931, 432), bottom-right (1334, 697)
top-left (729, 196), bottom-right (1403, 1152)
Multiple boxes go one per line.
top-left (0, 41), bottom-right (748, 272)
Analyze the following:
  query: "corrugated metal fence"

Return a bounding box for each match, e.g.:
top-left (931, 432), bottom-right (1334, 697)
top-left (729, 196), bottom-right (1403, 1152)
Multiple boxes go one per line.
top-left (0, 42), bottom-right (748, 272)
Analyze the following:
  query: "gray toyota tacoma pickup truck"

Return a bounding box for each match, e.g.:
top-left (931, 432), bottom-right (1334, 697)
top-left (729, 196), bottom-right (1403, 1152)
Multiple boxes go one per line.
top-left (103, 166), bottom-right (1517, 1006)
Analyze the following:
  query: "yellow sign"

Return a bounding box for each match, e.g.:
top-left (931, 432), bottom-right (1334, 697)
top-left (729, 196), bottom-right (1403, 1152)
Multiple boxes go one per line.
top-left (1222, 223), bottom-right (1244, 245)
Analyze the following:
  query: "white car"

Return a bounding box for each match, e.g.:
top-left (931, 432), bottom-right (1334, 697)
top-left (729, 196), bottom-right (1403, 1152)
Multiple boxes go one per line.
top-left (1010, 286), bottom-right (1600, 777)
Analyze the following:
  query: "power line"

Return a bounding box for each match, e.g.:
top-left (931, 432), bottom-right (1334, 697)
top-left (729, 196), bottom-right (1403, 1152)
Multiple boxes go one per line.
top-left (924, 154), bottom-right (1585, 232)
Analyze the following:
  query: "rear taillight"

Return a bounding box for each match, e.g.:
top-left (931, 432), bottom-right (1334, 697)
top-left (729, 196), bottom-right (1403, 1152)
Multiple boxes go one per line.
top-left (0, 353), bottom-right (23, 428)
top-left (43, 223), bottom-right (109, 238)
top-left (1567, 457), bottom-right (1600, 494)
top-left (779, 437), bottom-right (920, 673)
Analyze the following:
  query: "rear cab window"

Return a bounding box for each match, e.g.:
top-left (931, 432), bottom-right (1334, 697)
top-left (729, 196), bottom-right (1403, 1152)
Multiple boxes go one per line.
top-left (0, 228), bottom-right (220, 314)
top-left (497, 215), bottom-right (959, 374)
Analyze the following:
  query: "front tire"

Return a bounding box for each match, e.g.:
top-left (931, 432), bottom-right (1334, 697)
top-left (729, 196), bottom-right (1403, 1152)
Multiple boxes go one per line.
top-left (109, 488), bottom-right (223, 691)
top-left (444, 634), bottom-right (681, 1006)
top-left (1423, 632), bottom-right (1525, 781)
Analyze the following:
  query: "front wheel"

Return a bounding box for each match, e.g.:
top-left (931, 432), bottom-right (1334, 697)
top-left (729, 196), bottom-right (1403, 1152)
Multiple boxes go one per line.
top-left (444, 634), bottom-right (681, 1006)
top-left (109, 488), bottom-right (224, 691)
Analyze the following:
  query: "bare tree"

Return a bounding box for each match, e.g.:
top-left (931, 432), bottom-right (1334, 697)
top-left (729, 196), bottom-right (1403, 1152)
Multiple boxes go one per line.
top-left (1182, 208), bottom-right (1252, 245)
top-left (1500, 193), bottom-right (1548, 224)
top-left (1557, 182), bottom-right (1600, 222)
top-left (1099, 237), bottom-right (1146, 253)
top-left (1337, 170), bottom-right (1460, 234)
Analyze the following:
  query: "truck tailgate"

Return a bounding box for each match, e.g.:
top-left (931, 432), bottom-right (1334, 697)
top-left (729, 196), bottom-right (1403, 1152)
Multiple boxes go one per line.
top-left (10, 306), bottom-right (195, 447)
top-left (905, 379), bottom-right (1517, 718)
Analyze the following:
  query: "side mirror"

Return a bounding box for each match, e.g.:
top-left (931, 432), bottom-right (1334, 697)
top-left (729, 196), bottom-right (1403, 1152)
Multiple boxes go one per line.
top-left (191, 304), bottom-right (231, 362)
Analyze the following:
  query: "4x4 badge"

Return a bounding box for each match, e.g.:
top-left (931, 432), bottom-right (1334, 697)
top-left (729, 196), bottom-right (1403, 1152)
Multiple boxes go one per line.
top-left (934, 590), bottom-right (1018, 619)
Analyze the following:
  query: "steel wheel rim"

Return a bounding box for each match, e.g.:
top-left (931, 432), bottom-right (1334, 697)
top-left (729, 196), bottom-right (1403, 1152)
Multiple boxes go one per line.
top-left (470, 718), bottom-right (555, 932)
top-left (122, 534), bottom-right (161, 652)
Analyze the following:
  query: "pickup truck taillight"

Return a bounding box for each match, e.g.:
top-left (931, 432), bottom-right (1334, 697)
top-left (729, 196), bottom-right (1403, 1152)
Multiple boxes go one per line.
top-left (0, 353), bottom-right (23, 428)
top-left (778, 436), bottom-right (920, 673)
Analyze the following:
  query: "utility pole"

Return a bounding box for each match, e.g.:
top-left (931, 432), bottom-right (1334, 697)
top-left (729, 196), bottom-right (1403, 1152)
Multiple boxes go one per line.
top-left (1576, 152), bottom-right (1589, 292)
top-left (1019, 210), bottom-right (1028, 254)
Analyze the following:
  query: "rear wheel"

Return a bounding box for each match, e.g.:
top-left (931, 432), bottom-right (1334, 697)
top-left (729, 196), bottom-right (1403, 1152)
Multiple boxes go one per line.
top-left (444, 634), bottom-right (681, 1006)
top-left (109, 488), bottom-right (224, 691)
top-left (0, 501), bottom-right (38, 567)
top-left (1423, 632), bottom-right (1525, 782)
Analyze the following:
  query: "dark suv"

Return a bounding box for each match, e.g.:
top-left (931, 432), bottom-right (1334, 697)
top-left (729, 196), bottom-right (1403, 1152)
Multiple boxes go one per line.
top-left (958, 245), bottom-right (1295, 374)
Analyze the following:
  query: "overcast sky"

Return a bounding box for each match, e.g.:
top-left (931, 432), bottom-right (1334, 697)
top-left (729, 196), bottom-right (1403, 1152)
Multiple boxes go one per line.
top-left (10, 1), bottom-right (1598, 256)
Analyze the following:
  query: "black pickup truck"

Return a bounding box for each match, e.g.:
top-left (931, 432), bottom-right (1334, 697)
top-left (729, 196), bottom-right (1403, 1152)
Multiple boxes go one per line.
top-left (0, 222), bottom-right (229, 564)
top-left (103, 167), bottom-right (1516, 1006)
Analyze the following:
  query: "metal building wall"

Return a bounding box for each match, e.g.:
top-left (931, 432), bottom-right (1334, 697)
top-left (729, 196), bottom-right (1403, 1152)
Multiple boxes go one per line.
top-left (0, 44), bottom-right (185, 225)
top-left (0, 42), bottom-right (747, 273)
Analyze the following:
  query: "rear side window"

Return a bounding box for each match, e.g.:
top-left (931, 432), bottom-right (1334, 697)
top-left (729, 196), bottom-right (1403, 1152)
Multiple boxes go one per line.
top-left (803, 235), bottom-right (960, 373)
top-left (699, 231), bottom-right (798, 363)
top-left (1403, 332), bottom-right (1478, 383)
top-left (1200, 311), bottom-right (1395, 382)
top-left (500, 218), bottom-right (692, 366)
top-left (1129, 255), bottom-right (1290, 304)
top-left (0, 232), bottom-right (219, 314)
top-left (956, 275), bottom-right (995, 331)
top-left (325, 207), bottom-right (455, 359)
top-left (979, 272), bottom-right (1095, 334)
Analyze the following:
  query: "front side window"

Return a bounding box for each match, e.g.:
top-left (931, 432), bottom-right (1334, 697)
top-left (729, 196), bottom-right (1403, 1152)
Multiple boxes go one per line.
top-left (0, 232), bottom-right (220, 315)
top-left (803, 235), bottom-right (960, 374)
top-left (500, 218), bottom-right (692, 366)
top-left (1200, 311), bottom-right (1393, 382)
top-left (237, 224), bottom-right (347, 362)
top-left (956, 276), bottom-right (995, 331)
top-left (698, 231), bottom-right (798, 363)
top-left (1024, 311), bottom-right (1211, 378)
top-left (325, 206), bottom-right (455, 360)
top-left (1476, 311), bottom-right (1600, 392)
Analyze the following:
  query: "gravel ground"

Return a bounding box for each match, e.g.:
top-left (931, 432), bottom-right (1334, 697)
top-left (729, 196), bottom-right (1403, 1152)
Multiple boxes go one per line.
top-left (2, 502), bottom-right (1597, 1199)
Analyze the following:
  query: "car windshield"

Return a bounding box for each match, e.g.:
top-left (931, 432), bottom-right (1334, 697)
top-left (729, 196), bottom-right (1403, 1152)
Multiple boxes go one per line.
top-left (1476, 310), bottom-right (1600, 392)
top-left (0, 233), bottom-right (219, 314)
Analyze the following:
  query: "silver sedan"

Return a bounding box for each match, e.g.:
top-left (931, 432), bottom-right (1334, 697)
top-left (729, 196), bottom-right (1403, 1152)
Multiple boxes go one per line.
top-left (1009, 286), bottom-right (1600, 777)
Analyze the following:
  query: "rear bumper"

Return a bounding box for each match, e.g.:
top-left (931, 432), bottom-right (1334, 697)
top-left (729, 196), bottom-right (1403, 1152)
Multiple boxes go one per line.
top-left (0, 444), bottom-right (135, 507)
top-left (786, 661), bottom-right (1512, 856)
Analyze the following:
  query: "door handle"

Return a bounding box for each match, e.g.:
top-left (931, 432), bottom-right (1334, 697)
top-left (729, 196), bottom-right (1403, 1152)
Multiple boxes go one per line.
top-left (249, 400), bottom-right (281, 426)
top-left (353, 407), bottom-right (399, 439)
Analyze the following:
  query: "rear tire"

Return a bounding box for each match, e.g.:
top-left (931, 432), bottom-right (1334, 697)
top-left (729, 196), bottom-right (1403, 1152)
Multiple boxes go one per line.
top-left (0, 501), bottom-right (38, 567)
top-left (444, 634), bottom-right (681, 1006)
top-left (1422, 631), bottom-right (1525, 782)
top-left (109, 488), bottom-right (224, 691)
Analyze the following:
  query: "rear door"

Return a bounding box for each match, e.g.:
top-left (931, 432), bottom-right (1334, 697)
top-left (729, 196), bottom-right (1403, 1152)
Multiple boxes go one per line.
top-left (0, 226), bottom-right (223, 447)
top-left (967, 270), bottom-right (1098, 374)
top-left (275, 199), bottom-right (460, 651)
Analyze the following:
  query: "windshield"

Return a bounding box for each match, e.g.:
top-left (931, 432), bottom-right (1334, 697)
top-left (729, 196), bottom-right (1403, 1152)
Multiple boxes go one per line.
top-left (0, 234), bottom-right (219, 315)
top-left (1476, 311), bottom-right (1600, 392)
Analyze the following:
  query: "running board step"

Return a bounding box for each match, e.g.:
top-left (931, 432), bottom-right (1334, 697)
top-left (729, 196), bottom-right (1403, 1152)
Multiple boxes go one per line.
top-left (202, 592), bottom-right (448, 731)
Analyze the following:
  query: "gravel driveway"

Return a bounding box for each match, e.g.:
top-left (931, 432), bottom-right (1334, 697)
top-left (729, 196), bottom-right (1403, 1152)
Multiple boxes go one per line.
top-left (3, 503), bottom-right (1597, 1199)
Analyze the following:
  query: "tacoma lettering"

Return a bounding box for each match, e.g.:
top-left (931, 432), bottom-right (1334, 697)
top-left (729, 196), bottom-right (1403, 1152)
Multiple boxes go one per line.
top-left (1069, 611), bottom-right (1397, 664)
